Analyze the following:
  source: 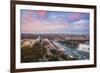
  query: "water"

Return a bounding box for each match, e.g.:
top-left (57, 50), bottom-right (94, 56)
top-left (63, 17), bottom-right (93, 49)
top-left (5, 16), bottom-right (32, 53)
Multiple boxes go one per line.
top-left (52, 41), bottom-right (89, 60)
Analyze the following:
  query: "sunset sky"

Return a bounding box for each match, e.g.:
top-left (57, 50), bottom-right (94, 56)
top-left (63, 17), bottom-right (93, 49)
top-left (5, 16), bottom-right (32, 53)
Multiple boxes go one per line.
top-left (21, 10), bottom-right (90, 34)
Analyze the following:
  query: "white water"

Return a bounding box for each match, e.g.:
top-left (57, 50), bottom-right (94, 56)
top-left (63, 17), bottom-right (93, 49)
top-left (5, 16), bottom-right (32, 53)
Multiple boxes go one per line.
top-left (52, 41), bottom-right (89, 60)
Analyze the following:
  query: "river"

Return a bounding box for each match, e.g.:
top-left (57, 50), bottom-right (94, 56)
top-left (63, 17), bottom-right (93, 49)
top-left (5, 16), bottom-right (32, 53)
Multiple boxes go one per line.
top-left (52, 41), bottom-right (89, 60)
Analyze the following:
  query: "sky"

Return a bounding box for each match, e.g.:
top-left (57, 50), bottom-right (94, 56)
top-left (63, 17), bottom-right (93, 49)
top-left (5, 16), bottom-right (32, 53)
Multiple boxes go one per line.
top-left (21, 10), bottom-right (90, 34)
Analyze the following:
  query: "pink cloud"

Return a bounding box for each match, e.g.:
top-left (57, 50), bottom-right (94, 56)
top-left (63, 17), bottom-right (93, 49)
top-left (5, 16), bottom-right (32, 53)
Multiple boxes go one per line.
top-left (36, 10), bottom-right (46, 17)
top-left (21, 10), bottom-right (34, 25)
top-left (69, 13), bottom-right (81, 20)
top-left (21, 20), bottom-right (70, 33)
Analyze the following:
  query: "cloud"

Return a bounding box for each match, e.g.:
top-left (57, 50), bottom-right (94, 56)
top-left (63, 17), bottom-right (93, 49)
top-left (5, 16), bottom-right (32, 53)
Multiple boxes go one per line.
top-left (71, 19), bottom-right (89, 29)
top-left (21, 10), bottom-right (89, 34)
top-left (21, 19), bottom-right (69, 33)
top-left (36, 10), bottom-right (47, 17)
top-left (68, 13), bottom-right (81, 21)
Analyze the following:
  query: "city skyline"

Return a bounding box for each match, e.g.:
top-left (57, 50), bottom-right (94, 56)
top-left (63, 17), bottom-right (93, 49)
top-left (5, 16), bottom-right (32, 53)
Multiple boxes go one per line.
top-left (21, 10), bottom-right (90, 34)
